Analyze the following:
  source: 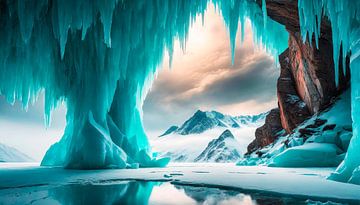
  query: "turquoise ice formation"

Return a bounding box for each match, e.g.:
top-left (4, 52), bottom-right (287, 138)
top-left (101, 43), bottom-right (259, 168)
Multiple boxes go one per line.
top-left (0, 0), bottom-right (287, 169)
top-left (1, 0), bottom-right (359, 183)
top-left (298, 0), bottom-right (360, 183)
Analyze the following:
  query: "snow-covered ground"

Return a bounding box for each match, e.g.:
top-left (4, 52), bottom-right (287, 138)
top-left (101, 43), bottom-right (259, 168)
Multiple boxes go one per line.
top-left (241, 89), bottom-right (353, 168)
top-left (0, 163), bottom-right (359, 203)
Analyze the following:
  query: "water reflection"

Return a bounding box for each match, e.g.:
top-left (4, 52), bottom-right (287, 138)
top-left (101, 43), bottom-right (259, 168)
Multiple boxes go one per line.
top-left (51, 181), bottom-right (155, 205)
top-left (0, 180), bottom-right (346, 205)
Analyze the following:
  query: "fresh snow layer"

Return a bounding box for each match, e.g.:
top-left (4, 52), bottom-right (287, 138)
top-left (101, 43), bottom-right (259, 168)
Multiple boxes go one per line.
top-left (0, 163), bottom-right (359, 203)
top-left (269, 143), bottom-right (343, 167)
top-left (241, 89), bottom-right (352, 168)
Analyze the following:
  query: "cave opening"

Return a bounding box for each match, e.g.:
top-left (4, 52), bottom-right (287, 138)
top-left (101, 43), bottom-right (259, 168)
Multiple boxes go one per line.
top-left (0, 0), bottom-right (359, 185)
top-left (0, 0), bottom-right (289, 170)
top-left (142, 5), bottom-right (280, 162)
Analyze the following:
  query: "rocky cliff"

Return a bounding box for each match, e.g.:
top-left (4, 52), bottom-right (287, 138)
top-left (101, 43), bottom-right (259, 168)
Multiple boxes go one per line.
top-left (247, 109), bottom-right (283, 154)
top-left (247, 0), bottom-right (350, 154)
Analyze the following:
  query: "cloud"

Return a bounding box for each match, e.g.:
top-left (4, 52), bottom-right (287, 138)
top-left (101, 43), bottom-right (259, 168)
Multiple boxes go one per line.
top-left (143, 7), bottom-right (279, 134)
top-left (193, 54), bottom-right (278, 106)
top-left (143, 51), bottom-right (279, 133)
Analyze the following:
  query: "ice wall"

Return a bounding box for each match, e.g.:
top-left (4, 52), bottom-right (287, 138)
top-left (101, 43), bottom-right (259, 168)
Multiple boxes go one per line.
top-left (213, 0), bottom-right (287, 64)
top-left (3, 0), bottom-right (358, 177)
top-left (298, 0), bottom-right (360, 182)
top-left (0, 0), bottom-right (287, 169)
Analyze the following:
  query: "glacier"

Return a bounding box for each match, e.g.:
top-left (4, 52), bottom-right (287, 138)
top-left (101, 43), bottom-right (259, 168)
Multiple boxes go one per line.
top-left (0, 0), bottom-right (360, 185)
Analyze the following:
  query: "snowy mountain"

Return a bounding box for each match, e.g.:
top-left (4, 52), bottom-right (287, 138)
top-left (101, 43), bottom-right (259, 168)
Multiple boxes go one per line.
top-left (151, 110), bottom-right (268, 162)
top-left (0, 143), bottom-right (33, 162)
top-left (194, 129), bottom-right (241, 162)
top-left (159, 110), bottom-right (267, 136)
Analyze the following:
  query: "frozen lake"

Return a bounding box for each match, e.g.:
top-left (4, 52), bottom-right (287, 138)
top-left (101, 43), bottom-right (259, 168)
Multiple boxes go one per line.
top-left (0, 163), bottom-right (358, 204)
top-left (0, 180), bottom-right (343, 205)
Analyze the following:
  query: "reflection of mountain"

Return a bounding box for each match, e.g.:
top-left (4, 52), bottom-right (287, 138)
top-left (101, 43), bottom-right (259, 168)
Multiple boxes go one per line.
top-left (152, 110), bottom-right (267, 162)
top-left (174, 184), bottom-right (308, 205)
top-left (0, 143), bottom-right (33, 162)
top-left (175, 184), bottom-right (239, 203)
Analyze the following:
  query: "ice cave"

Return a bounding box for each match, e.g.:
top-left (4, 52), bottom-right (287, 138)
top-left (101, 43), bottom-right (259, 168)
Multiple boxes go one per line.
top-left (1, 0), bottom-right (360, 191)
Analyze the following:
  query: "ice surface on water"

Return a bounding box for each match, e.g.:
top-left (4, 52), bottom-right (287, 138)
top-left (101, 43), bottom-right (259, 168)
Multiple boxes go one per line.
top-left (0, 0), bottom-right (287, 169)
top-left (0, 179), bottom-right (342, 205)
top-left (1, 0), bottom-right (360, 178)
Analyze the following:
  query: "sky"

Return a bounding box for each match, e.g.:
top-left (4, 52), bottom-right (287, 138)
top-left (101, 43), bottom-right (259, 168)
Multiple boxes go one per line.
top-left (143, 6), bottom-right (279, 136)
top-left (0, 6), bottom-right (279, 160)
top-left (0, 94), bottom-right (65, 161)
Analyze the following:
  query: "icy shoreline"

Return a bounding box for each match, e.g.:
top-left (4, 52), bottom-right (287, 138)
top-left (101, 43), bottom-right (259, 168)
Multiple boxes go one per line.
top-left (0, 163), bottom-right (359, 203)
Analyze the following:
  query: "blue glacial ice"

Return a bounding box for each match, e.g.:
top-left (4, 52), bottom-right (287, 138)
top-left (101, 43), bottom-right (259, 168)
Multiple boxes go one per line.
top-left (298, 0), bottom-right (360, 183)
top-left (0, 0), bottom-right (287, 169)
top-left (0, 0), bottom-right (360, 182)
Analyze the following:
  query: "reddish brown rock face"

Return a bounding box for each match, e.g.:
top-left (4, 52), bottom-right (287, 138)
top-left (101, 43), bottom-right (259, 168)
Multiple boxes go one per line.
top-left (247, 0), bottom-right (351, 154)
top-left (277, 49), bottom-right (311, 133)
top-left (261, 0), bottom-right (348, 132)
top-left (287, 31), bottom-right (336, 114)
top-left (247, 109), bottom-right (283, 154)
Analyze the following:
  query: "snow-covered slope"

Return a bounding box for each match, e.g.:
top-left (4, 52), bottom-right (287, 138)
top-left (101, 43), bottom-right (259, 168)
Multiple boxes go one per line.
top-left (239, 89), bottom-right (352, 167)
top-left (194, 130), bottom-right (241, 162)
top-left (151, 110), bottom-right (267, 162)
top-left (0, 143), bottom-right (33, 162)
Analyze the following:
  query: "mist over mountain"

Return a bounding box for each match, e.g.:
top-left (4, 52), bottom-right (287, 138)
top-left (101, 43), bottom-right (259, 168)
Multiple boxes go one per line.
top-left (152, 110), bottom-right (268, 163)
top-left (0, 143), bottom-right (33, 162)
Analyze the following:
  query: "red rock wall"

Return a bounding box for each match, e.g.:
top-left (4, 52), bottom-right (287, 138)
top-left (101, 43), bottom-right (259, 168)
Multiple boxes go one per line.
top-left (247, 0), bottom-right (350, 154)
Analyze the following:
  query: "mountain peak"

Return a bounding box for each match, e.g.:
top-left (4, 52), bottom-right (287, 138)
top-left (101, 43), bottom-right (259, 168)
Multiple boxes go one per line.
top-left (195, 109), bottom-right (204, 114)
top-left (194, 129), bottom-right (241, 162)
top-left (159, 110), bottom-right (268, 137)
top-left (158, 125), bottom-right (179, 137)
top-left (218, 129), bottom-right (234, 140)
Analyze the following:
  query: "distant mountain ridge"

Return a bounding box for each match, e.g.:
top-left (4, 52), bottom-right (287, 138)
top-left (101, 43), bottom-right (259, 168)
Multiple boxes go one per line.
top-left (152, 109), bottom-right (269, 163)
top-left (0, 143), bottom-right (33, 162)
top-left (159, 110), bottom-right (268, 137)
